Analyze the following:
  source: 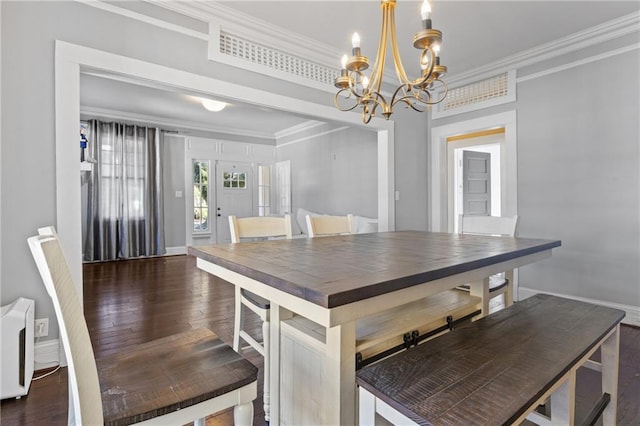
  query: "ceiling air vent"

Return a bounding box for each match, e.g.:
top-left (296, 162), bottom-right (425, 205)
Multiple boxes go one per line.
top-left (219, 31), bottom-right (339, 87)
top-left (432, 70), bottom-right (516, 119)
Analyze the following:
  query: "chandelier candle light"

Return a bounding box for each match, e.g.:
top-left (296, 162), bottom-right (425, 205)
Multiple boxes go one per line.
top-left (334, 0), bottom-right (447, 124)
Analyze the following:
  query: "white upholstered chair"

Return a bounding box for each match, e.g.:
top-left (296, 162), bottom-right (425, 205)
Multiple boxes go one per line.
top-left (457, 215), bottom-right (519, 315)
top-left (305, 214), bottom-right (354, 237)
top-left (228, 214), bottom-right (292, 423)
top-left (28, 227), bottom-right (256, 426)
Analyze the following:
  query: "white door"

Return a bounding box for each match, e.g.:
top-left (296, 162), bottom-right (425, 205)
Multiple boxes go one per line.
top-left (216, 161), bottom-right (254, 243)
top-left (462, 150), bottom-right (491, 216)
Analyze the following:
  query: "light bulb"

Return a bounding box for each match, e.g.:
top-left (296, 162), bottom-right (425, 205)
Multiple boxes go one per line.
top-left (421, 1), bottom-right (431, 20)
top-left (201, 99), bottom-right (227, 112)
top-left (434, 44), bottom-right (441, 55)
top-left (351, 32), bottom-right (361, 48)
top-left (362, 75), bottom-right (369, 89)
top-left (341, 54), bottom-right (348, 69)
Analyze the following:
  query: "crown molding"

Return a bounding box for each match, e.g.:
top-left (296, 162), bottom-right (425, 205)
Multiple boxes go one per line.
top-left (274, 120), bottom-right (326, 140)
top-left (447, 11), bottom-right (640, 88)
top-left (156, 1), bottom-right (342, 68)
top-left (80, 106), bottom-right (276, 141)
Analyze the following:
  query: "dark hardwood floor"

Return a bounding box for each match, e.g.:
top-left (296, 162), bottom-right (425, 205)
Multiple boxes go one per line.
top-left (2, 255), bottom-right (639, 425)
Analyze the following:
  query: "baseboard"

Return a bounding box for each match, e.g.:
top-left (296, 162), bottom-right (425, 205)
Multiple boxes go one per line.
top-left (519, 287), bottom-right (640, 327)
top-left (165, 246), bottom-right (186, 256)
top-left (34, 339), bottom-right (64, 370)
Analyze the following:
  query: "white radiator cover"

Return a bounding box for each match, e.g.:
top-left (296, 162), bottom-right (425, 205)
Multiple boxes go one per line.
top-left (1, 297), bottom-right (35, 399)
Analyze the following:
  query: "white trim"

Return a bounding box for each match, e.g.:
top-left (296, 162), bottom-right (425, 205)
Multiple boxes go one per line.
top-left (80, 106), bottom-right (276, 141)
top-left (55, 41), bottom-right (395, 300)
top-left (208, 21), bottom-right (337, 94)
top-left (429, 111), bottom-right (517, 233)
top-left (276, 126), bottom-right (350, 148)
top-left (75, 0), bottom-right (208, 41)
top-left (34, 339), bottom-right (62, 369)
top-left (447, 11), bottom-right (640, 88)
top-left (517, 43), bottom-right (640, 83)
top-left (519, 287), bottom-right (640, 328)
top-left (274, 120), bottom-right (326, 140)
top-left (433, 70), bottom-right (517, 119)
top-left (165, 246), bottom-right (187, 256)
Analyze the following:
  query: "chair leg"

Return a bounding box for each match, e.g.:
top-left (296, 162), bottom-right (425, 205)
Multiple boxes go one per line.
top-left (194, 417), bottom-right (206, 426)
top-left (504, 270), bottom-right (515, 307)
top-left (233, 401), bottom-right (254, 426)
top-left (233, 286), bottom-right (242, 352)
top-left (262, 318), bottom-right (270, 423)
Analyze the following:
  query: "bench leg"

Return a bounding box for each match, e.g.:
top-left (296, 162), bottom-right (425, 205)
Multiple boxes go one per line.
top-left (601, 325), bottom-right (620, 425)
top-left (550, 369), bottom-right (576, 425)
top-left (358, 387), bottom-right (376, 426)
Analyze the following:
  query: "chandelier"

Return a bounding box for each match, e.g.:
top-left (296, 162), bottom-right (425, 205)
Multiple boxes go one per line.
top-left (334, 0), bottom-right (448, 124)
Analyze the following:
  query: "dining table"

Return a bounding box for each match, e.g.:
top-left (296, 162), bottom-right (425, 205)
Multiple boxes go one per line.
top-left (189, 231), bottom-right (561, 425)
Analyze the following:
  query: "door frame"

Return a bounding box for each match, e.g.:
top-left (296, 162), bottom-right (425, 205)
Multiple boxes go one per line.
top-left (429, 111), bottom-right (518, 232)
top-left (55, 41), bottom-right (395, 301)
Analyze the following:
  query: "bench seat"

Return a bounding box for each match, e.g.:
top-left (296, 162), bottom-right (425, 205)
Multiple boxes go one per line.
top-left (356, 294), bottom-right (625, 426)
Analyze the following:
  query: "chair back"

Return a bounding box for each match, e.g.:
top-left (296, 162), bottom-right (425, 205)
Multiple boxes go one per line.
top-left (229, 214), bottom-right (293, 243)
top-left (306, 214), bottom-right (354, 237)
top-left (27, 228), bottom-right (103, 425)
top-left (459, 215), bottom-right (519, 237)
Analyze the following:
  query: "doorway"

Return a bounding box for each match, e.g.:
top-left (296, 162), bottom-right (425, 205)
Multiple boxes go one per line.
top-left (55, 41), bottom-right (395, 300)
top-left (429, 111), bottom-right (517, 233)
top-left (447, 129), bottom-right (505, 232)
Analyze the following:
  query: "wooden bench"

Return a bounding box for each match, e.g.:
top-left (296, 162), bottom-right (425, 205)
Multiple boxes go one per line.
top-left (356, 294), bottom-right (625, 425)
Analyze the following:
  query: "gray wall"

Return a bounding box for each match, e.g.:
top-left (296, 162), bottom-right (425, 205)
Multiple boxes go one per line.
top-left (431, 42), bottom-right (640, 308)
top-left (0, 1), bottom-right (428, 341)
top-left (277, 125), bottom-right (378, 228)
top-left (516, 47), bottom-right (639, 306)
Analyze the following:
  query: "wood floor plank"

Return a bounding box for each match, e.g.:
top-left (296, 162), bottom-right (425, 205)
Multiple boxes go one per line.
top-left (1, 255), bottom-right (638, 426)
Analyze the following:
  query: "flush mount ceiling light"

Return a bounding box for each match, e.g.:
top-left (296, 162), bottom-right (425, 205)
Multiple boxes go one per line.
top-left (334, 0), bottom-right (448, 124)
top-left (201, 99), bottom-right (227, 112)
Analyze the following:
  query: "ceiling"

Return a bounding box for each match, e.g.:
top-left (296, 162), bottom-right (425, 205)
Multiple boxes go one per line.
top-left (80, 1), bottom-right (639, 140)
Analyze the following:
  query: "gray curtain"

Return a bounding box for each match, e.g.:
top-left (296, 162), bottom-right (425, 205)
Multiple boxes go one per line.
top-left (83, 120), bottom-right (165, 261)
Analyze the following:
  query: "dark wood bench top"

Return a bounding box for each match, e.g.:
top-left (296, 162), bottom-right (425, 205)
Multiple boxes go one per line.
top-left (189, 231), bottom-right (560, 308)
top-left (97, 328), bottom-right (258, 426)
top-left (356, 294), bottom-right (625, 426)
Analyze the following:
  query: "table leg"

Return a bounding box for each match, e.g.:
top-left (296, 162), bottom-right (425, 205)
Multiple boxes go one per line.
top-left (269, 303), bottom-right (292, 425)
top-left (325, 321), bottom-right (357, 425)
top-left (469, 277), bottom-right (490, 319)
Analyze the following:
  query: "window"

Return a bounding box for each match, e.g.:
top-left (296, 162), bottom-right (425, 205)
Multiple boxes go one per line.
top-left (222, 170), bottom-right (247, 189)
top-left (193, 160), bottom-right (210, 232)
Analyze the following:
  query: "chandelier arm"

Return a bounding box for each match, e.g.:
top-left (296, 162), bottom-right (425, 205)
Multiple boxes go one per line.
top-left (411, 47), bottom-right (436, 87)
top-left (333, 90), bottom-right (361, 112)
top-left (369, 1), bottom-right (391, 98)
top-left (389, 5), bottom-right (412, 86)
top-left (393, 93), bottom-right (430, 112)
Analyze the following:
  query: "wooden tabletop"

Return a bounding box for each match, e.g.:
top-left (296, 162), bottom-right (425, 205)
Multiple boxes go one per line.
top-left (188, 231), bottom-right (560, 309)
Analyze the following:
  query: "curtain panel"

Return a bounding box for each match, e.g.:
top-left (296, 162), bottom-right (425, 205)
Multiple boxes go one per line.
top-left (82, 120), bottom-right (165, 261)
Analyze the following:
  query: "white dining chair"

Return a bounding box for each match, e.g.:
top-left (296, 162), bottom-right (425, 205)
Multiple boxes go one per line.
top-left (457, 215), bottom-right (519, 314)
top-left (305, 213), bottom-right (354, 237)
top-left (228, 214), bottom-right (292, 423)
top-left (28, 227), bottom-right (257, 426)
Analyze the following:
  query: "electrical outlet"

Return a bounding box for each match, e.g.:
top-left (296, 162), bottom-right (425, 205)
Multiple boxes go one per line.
top-left (35, 318), bottom-right (49, 337)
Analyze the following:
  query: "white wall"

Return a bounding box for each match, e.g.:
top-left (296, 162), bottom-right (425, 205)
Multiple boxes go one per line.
top-left (277, 124), bottom-right (378, 231)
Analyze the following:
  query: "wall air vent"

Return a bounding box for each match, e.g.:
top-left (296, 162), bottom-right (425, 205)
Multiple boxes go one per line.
top-left (432, 70), bottom-right (516, 119)
top-left (217, 30), bottom-right (339, 89)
